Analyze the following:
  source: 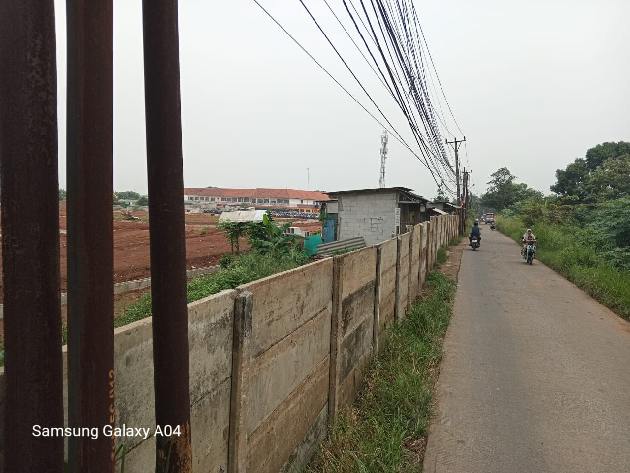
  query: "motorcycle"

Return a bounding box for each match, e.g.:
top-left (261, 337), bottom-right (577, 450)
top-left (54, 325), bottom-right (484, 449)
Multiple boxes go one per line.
top-left (470, 237), bottom-right (480, 251)
top-left (523, 240), bottom-right (536, 264)
top-left (490, 223), bottom-right (496, 230)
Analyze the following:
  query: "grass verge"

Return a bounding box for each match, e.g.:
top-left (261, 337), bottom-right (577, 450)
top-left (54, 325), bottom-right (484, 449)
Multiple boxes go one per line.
top-left (115, 250), bottom-right (309, 328)
top-left (308, 271), bottom-right (456, 472)
top-left (497, 216), bottom-right (630, 319)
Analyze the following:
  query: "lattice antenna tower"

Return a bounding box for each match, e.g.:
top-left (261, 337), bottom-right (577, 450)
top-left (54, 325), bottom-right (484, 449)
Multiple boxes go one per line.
top-left (379, 130), bottom-right (388, 188)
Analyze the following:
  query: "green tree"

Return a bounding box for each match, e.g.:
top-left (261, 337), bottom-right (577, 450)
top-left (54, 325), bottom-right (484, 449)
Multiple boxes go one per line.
top-left (585, 141), bottom-right (630, 170)
top-left (585, 155), bottom-right (630, 201)
top-left (116, 190), bottom-right (141, 201)
top-left (59, 188), bottom-right (67, 201)
top-left (434, 183), bottom-right (447, 201)
top-left (136, 195), bottom-right (148, 206)
top-left (218, 221), bottom-right (248, 254)
top-left (550, 158), bottom-right (589, 200)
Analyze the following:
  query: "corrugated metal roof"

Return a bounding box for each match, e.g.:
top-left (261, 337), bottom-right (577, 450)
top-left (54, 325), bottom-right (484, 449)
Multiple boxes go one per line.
top-left (429, 208), bottom-right (448, 215)
top-left (218, 209), bottom-right (268, 223)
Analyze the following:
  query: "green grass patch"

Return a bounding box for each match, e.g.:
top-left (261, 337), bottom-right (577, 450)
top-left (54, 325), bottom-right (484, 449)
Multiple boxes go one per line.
top-left (308, 272), bottom-right (456, 473)
top-left (497, 216), bottom-right (630, 319)
top-left (115, 250), bottom-right (309, 328)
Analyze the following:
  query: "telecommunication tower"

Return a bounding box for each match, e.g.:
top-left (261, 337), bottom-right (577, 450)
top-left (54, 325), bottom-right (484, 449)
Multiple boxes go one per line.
top-left (378, 130), bottom-right (388, 188)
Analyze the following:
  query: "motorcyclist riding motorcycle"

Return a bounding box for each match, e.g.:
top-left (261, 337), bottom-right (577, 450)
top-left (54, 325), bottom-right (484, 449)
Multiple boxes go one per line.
top-left (521, 228), bottom-right (536, 256)
top-left (469, 220), bottom-right (481, 246)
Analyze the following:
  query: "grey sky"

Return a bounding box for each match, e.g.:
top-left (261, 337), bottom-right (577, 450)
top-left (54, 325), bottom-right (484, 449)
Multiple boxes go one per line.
top-left (53, 0), bottom-right (630, 198)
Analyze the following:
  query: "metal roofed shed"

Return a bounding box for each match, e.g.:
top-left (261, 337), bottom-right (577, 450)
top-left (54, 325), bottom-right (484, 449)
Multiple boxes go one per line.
top-left (218, 209), bottom-right (268, 223)
top-left (323, 187), bottom-right (430, 246)
top-left (428, 200), bottom-right (461, 214)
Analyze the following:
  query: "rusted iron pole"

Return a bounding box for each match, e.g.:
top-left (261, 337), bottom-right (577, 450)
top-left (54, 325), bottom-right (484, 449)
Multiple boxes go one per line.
top-left (66, 1), bottom-right (115, 471)
top-left (142, 1), bottom-right (192, 471)
top-left (0, 2), bottom-right (64, 472)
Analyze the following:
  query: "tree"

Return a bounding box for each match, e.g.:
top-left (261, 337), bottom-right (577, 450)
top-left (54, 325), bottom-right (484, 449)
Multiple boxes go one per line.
top-left (481, 167), bottom-right (518, 210)
top-left (59, 188), bottom-right (67, 201)
top-left (116, 190), bottom-right (141, 201)
top-left (218, 221), bottom-right (248, 254)
top-left (585, 155), bottom-right (630, 201)
top-left (550, 158), bottom-right (589, 200)
top-left (434, 183), bottom-right (447, 201)
top-left (136, 195), bottom-right (149, 206)
top-left (481, 167), bottom-right (542, 211)
top-left (585, 141), bottom-right (630, 170)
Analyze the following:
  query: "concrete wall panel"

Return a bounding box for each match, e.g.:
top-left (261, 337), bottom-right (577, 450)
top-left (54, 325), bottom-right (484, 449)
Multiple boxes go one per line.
top-left (396, 232), bottom-right (411, 319)
top-left (246, 358), bottom-right (329, 473)
top-left (239, 259), bottom-right (333, 359)
top-left (377, 238), bottom-right (397, 331)
top-left (409, 224), bottom-right (422, 303)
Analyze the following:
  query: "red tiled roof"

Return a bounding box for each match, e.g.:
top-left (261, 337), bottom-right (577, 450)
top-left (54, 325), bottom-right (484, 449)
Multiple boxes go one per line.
top-left (184, 187), bottom-right (330, 201)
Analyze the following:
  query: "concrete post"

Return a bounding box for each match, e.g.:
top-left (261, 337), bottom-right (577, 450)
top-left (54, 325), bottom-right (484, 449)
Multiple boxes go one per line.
top-left (394, 236), bottom-right (402, 321)
top-left (373, 246), bottom-right (382, 354)
top-left (328, 255), bottom-right (344, 423)
top-left (228, 291), bottom-right (253, 473)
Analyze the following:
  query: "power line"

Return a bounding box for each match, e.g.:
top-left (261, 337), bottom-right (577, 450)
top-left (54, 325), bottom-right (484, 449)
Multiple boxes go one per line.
top-left (250, 0), bottom-right (450, 189)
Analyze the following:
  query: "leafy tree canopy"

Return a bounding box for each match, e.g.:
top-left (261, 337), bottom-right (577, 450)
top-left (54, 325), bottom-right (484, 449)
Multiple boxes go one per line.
top-left (551, 141), bottom-right (630, 203)
top-left (480, 167), bottom-right (542, 211)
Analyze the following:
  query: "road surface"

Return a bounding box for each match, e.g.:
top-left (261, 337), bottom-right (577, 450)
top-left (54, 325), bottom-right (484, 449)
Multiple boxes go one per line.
top-left (424, 227), bottom-right (630, 473)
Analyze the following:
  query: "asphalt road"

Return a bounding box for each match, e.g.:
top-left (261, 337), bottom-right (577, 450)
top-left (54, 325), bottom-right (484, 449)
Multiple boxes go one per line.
top-left (423, 227), bottom-right (630, 473)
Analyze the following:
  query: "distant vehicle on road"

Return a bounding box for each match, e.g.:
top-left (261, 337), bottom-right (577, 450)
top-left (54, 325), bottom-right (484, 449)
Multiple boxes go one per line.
top-left (483, 212), bottom-right (495, 224)
top-left (471, 237), bottom-right (480, 251)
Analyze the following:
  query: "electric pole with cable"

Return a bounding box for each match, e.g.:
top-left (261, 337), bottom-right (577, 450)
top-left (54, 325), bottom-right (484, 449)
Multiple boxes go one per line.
top-left (446, 136), bottom-right (466, 234)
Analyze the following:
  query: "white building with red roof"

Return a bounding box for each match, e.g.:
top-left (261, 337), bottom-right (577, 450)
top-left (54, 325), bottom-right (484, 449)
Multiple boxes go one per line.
top-left (184, 187), bottom-right (329, 212)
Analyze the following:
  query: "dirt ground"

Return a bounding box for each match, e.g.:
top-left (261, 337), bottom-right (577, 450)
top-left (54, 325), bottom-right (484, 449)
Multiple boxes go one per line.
top-left (0, 208), bottom-right (238, 302)
top-left (0, 207), bottom-right (322, 303)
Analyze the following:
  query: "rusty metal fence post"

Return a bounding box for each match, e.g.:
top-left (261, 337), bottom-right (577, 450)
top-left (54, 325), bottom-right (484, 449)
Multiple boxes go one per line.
top-left (0, 2), bottom-right (64, 472)
top-left (142, 0), bottom-right (193, 471)
top-left (66, 1), bottom-right (115, 471)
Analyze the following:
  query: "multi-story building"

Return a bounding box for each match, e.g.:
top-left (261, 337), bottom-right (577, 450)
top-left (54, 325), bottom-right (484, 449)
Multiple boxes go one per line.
top-left (183, 187), bottom-right (329, 213)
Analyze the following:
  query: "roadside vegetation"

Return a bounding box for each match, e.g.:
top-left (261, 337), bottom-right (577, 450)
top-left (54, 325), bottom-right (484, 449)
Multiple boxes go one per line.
top-left (116, 214), bottom-right (308, 327)
top-left (309, 261), bottom-right (457, 472)
top-left (479, 141), bottom-right (630, 319)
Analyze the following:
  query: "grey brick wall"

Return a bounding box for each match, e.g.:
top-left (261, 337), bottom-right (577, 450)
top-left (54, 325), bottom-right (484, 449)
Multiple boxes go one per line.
top-left (337, 192), bottom-right (398, 245)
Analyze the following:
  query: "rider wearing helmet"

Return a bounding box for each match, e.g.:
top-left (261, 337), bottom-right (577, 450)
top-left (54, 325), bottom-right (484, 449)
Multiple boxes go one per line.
top-left (469, 220), bottom-right (481, 246)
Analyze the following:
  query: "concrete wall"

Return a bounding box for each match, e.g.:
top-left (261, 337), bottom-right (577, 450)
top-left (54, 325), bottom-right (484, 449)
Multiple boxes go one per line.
top-left (329, 247), bottom-right (377, 417)
top-left (230, 259), bottom-right (333, 473)
top-left (0, 214), bottom-right (458, 473)
top-left (408, 224), bottom-right (422, 304)
top-left (336, 192), bottom-right (397, 245)
top-left (375, 238), bottom-right (397, 338)
top-left (419, 222), bottom-right (428, 287)
top-left (395, 232), bottom-right (411, 320)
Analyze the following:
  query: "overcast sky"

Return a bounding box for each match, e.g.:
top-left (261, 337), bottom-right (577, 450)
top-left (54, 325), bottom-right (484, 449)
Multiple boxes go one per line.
top-left (53, 0), bottom-right (630, 198)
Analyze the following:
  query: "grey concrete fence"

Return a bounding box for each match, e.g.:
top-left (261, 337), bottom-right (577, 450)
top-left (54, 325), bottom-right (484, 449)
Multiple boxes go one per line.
top-left (0, 214), bottom-right (458, 473)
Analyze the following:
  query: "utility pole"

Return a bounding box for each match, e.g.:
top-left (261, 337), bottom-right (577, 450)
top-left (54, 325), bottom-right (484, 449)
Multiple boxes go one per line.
top-left (379, 129), bottom-right (388, 188)
top-left (445, 136), bottom-right (466, 234)
top-left (462, 168), bottom-right (470, 230)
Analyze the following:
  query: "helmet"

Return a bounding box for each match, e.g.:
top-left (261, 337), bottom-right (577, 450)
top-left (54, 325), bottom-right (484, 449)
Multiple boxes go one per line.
top-left (527, 228), bottom-right (532, 233)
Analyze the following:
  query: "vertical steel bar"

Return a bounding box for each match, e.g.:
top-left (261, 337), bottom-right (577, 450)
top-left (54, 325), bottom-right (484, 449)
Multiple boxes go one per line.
top-left (0, 2), bottom-right (64, 472)
top-left (142, 1), bottom-right (192, 471)
top-left (66, 1), bottom-right (114, 471)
